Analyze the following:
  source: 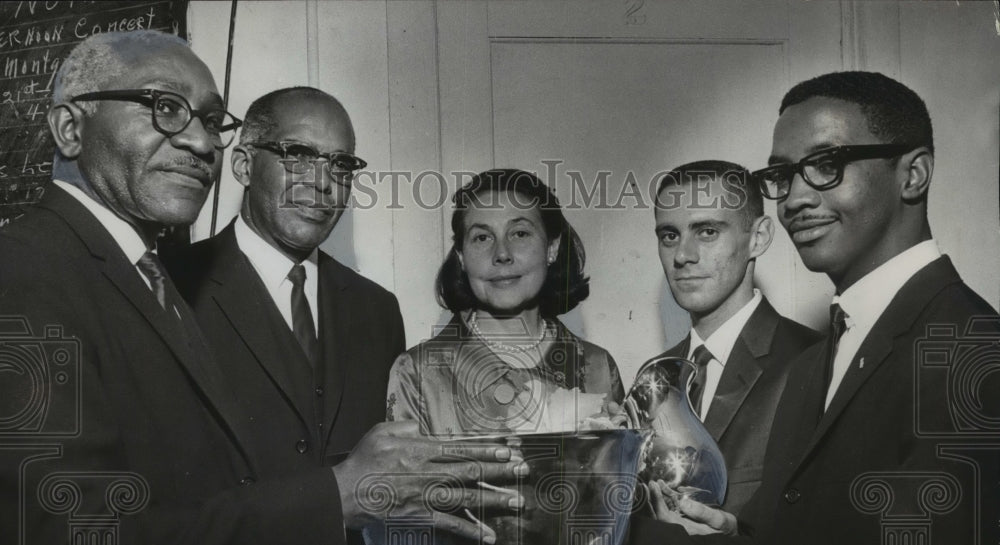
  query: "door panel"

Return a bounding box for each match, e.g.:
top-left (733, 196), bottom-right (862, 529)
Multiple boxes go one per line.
top-left (438, 0), bottom-right (841, 382)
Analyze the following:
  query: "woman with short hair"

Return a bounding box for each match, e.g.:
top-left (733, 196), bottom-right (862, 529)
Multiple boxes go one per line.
top-left (386, 169), bottom-right (623, 438)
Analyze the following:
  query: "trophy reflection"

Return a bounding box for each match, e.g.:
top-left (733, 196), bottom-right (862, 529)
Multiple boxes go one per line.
top-left (626, 356), bottom-right (727, 506)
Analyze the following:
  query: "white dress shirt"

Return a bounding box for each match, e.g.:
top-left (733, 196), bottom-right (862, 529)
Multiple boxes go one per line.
top-left (54, 180), bottom-right (151, 288)
top-left (234, 214), bottom-right (319, 335)
top-left (687, 288), bottom-right (763, 421)
top-left (824, 240), bottom-right (942, 409)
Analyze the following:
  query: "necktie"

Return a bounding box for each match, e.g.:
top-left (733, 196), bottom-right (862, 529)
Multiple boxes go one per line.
top-left (136, 252), bottom-right (173, 313)
top-left (689, 344), bottom-right (715, 417)
top-left (822, 303), bottom-right (849, 407)
top-left (288, 264), bottom-right (319, 369)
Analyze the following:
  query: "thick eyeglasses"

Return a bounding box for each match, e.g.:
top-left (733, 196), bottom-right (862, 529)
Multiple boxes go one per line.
top-left (245, 141), bottom-right (367, 187)
top-left (71, 89), bottom-right (243, 149)
top-left (751, 143), bottom-right (917, 200)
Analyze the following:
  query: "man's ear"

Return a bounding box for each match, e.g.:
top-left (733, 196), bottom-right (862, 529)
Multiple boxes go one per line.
top-left (47, 103), bottom-right (85, 159)
top-left (231, 146), bottom-right (252, 188)
top-left (748, 215), bottom-right (774, 260)
top-left (900, 147), bottom-right (934, 203)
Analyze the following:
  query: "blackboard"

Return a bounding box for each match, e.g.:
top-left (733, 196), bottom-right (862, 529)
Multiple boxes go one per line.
top-left (0, 0), bottom-right (188, 224)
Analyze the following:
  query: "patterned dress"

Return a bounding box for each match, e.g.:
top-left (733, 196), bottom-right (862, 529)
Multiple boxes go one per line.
top-left (386, 313), bottom-right (624, 438)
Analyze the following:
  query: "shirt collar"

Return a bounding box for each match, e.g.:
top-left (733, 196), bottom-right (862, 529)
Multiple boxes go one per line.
top-left (54, 180), bottom-right (149, 264)
top-left (688, 288), bottom-right (763, 366)
top-left (832, 240), bottom-right (941, 331)
top-left (234, 214), bottom-right (318, 292)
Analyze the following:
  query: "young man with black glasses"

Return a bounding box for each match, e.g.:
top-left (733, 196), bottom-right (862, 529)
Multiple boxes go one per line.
top-left (633, 71), bottom-right (1000, 545)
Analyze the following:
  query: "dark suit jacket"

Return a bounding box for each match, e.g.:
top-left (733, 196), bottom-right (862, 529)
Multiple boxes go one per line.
top-left (650, 298), bottom-right (820, 515)
top-left (0, 186), bottom-right (345, 545)
top-left (164, 223), bottom-right (405, 477)
top-left (630, 257), bottom-right (1000, 545)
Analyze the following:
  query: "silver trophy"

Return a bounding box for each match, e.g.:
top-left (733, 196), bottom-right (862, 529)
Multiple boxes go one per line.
top-left (625, 356), bottom-right (727, 506)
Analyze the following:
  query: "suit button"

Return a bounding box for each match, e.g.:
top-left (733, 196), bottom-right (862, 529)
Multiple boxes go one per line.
top-left (296, 439), bottom-right (309, 454)
top-left (315, 387), bottom-right (324, 396)
top-left (239, 476), bottom-right (255, 486)
top-left (783, 488), bottom-right (801, 503)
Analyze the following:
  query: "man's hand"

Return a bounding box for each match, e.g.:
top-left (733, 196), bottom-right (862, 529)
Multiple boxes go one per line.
top-left (333, 421), bottom-right (529, 543)
top-left (579, 399), bottom-right (630, 430)
top-left (647, 480), bottom-right (739, 536)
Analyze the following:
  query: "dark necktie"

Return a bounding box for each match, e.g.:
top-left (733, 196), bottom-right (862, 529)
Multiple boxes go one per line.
top-left (288, 264), bottom-right (319, 369)
top-left (689, 344), bottom-right (715, 417)
top-left (136, 252), bottom-right (174, 314)
top-left (822, 303), bottom-right (849, 406)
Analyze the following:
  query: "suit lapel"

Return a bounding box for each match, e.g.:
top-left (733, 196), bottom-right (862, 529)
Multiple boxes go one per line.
top-left (318, 254), bottom-right (350, 444)
top-left (207, 228), bottom-right (317, 429)
top-left (702, 300), bottom-right (775, 440)
top-left (765, 342), bottom-right (827, 480)
top-left (667, 336), bottom-right (694, 388)
top-left (668, 337), bottom-right (690, 359)
top-left (791, 257), bottom-right (962, 476)
top-left (39, 187), bottom-right (257, 463)
top-left (44, 186), bottom-right (210, 379)
top-left (704, 338), bottom-right (763, 440)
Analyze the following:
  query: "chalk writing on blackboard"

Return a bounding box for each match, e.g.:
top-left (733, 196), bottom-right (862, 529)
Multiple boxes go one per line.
top-left (0, 0), bottom-right (188, 224)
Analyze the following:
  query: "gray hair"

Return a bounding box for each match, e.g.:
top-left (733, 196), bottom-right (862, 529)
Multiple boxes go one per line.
top-left (239, 86), bottom-right (349, 144)
top-left (52, 30), bottom-right (188, 114)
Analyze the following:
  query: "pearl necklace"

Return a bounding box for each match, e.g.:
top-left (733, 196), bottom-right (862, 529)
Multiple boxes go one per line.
top-left (467, 311), bottom-right (549, 354)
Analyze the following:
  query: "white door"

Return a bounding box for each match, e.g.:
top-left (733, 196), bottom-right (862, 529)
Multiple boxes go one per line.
top-left (435, 0), bottom-right (845, 381)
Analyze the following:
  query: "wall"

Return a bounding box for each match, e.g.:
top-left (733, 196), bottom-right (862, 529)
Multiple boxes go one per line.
top-left (185, 1), bottom-right (999, 385)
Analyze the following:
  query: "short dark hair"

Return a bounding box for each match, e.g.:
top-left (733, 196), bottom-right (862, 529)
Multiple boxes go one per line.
top-left (655, 160), bottom-right (763, 228)
top-left (780, 71), bottom-right (934, 154)
top-left (239, 86), bottom-right (345, 144)
top-left (436, 169), bottom-right (590, 318)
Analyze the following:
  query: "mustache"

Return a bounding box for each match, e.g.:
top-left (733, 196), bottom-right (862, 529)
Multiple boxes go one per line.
top-left (160, 156), bottom-right (215, 178)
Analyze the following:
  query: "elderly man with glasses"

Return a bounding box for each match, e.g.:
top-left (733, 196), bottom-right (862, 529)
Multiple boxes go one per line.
top-left (0, 32), bottom-right (524, 545)
top-left (164, 86), bottom-right (417, 545)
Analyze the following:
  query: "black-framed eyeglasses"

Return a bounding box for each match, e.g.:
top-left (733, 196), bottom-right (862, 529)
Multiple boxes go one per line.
top-left (71, 89), bottom-right (243, 149)
top-left (750, 144), bottom-right (918, 200)
top-left (244, 141), bottom-right (367, 187)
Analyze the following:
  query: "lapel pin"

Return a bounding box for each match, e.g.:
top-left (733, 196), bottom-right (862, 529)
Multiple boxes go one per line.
top-left (858, 357), bottom-right (865, 369)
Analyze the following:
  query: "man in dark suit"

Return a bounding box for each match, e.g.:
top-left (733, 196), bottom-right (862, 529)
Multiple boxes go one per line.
top-left (0, 31), bottom-right (523, 545)
top-left (648, 160), bottom-right (820, 516)
top-left (633, 73), bottom-right (1000, 544)
top-left (166, 87), bottom-right (405, 479)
